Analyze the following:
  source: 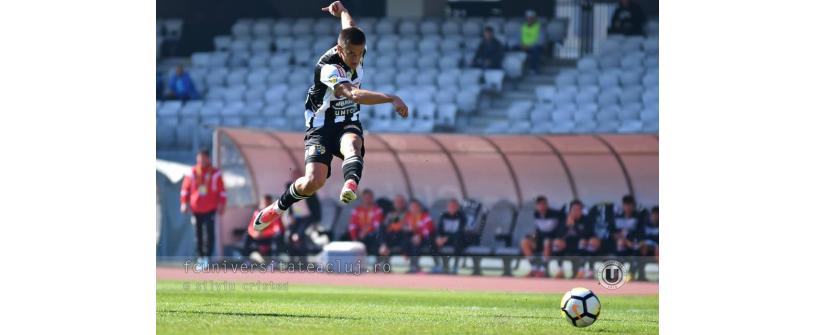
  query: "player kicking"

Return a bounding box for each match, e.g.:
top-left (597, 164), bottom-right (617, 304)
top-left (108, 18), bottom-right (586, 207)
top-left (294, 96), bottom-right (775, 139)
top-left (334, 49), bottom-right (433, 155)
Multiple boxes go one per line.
top-left (253, 1), bottom-right (409, 232)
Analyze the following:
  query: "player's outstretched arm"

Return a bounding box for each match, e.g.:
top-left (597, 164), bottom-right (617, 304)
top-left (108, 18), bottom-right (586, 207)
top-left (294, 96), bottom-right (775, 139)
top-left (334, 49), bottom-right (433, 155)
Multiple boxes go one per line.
top-left (335, 83), bottom-right (408, 118)
top-left (322, 1), bottom-right (356, 29)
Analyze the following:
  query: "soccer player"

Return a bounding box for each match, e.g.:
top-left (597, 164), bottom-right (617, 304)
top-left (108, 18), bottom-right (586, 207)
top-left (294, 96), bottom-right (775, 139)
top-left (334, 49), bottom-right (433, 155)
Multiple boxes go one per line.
top-left (637, 206), bottom-right (658, 280)
top-left (520, 196), bottom-right (563, 277)
top-left (434, 198), bottom-right (467, 273)
top-left (553, 199), bottom-right (593, 278)
top-left (252, 1), bottom-right (408, 233)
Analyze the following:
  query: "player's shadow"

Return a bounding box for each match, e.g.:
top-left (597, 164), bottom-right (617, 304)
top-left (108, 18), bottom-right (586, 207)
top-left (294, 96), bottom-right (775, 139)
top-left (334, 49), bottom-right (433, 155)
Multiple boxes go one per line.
top-left (161, 309), bottom-right (361, 320)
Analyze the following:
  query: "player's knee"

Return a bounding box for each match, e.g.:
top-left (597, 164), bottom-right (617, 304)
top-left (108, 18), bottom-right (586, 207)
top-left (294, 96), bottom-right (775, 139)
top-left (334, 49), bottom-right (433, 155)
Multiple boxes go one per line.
top-left (303, 173), bottom-right (326, 193)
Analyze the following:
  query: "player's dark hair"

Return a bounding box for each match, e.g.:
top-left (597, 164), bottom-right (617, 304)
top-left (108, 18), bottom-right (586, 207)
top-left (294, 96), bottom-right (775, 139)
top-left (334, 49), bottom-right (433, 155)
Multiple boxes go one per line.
top-left (622, 195), bottom-right (635, 205)
top-left (263, 194), bottom-right (273, 202)
top-left (570, 199), bottom-right (584, 209)
top-left (198, 149), bottom-right (210, 157)
top-left (362, 188), bottom-right (373, 195)
top-left (338, 26), bottom-right (366, 46)
top-left (651, 206), bottom-right (659, 213)
top-left (536, 196), bottom-right (548, 204)
top-left (484, 26), bottom-right (494, 33)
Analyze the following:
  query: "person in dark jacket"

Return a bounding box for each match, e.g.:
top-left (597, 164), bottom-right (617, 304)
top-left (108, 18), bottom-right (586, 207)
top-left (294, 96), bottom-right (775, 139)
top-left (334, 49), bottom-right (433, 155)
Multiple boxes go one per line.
top-left (471, 26), bottom-right (505, 69)
top-left (608, 0), bottom-right (646, 36)
top-left (432, 198), bottom-right (467, 273)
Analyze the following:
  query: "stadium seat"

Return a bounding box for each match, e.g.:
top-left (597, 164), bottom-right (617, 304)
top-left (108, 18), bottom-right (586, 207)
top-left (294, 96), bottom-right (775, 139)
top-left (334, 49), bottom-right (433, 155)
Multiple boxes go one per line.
top-left (642, 88), bottom-right (659, 105)
top-left (440, 36), bottom-right (463, 52)
top-left (642, 70), bottom-right (659, 86)
top-left (455, 88), bottom-right (480, 113)
top-left (436, 103), bottom-right (457, 127)
top-left (620, 70), bottom-right (643, 86)
top-left (244, 87), bottom-right (266, 103)
top-left (502, 52), bottom-right (526, 78)
top-left (179, 100), bottom-right (203, 118)
top-left (577, 71), bottom-right (598, 86)
top-left (618, 120), bottom-right (644, 133)
top-left (575, 91), bottom-right (597, 105)
top-left (213, 35), bottom-right (231, 51)
top-left (441, 20), bottom-right (461, 35)
top-left (507, 101), bottom-right (532, 120)
top-left (437, 70), bottom-right (460, 88)
top-left (434, 88), bottom-right (457, 104)
top-left (208, 52), bottom-right (229, 67)
top-left (530, 103), bottom-right (554, 121)
top-left (226, 68), bottom-right (248, 86)
top-left (553, 90), bottom-right (575, 105)
top-left (620, 86), bottom-right (644, 104)
top-left (158, 101), bottom-right (182, 116)
top-left (484, 70), bottom-right (505, 91)
top-left (555, 71), bottom-right (578, 86)
top-left (577, 57), bottom-right (598, 72)
top-left (464, 201), bottom-right (517, 274)
top-left (251, 20), bottom-right (272, 36)
top-left (535, 86), bottom-right (556, 103)
top-left (231, 18), bottom-right (252, 36)
top-left (415, 69), bottom-right (439, 86)
top-left (461, 21), bottom-right (481, 37)
top-left (375, 19), bottom-right (397, 35)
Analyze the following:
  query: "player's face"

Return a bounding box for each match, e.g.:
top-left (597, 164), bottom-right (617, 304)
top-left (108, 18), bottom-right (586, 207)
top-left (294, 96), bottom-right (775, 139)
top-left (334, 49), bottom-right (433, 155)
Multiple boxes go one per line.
top-left (409, 202), bottom-right (421, 214)
top-left (337, 42), bottom-right (365, 69)
top-left (394, 196), bottom-right (406, 211)
top-left (536, 201), bottom-right (548, 214)
top-left (363, 192), bottom-right (374, 204)
top-left (197, 154), bottom-right (210, 167)
top-left (623, 203), bottom-right (634, 215)
top-left (569, 204), bottom-right (583, 219)
top-left (447, 200), bottom-right (459, 214)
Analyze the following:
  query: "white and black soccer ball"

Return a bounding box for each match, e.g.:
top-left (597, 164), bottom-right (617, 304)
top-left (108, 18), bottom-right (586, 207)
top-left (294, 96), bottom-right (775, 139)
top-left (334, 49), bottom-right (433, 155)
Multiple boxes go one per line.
top-left (560, 287), bottom-right (601, 327)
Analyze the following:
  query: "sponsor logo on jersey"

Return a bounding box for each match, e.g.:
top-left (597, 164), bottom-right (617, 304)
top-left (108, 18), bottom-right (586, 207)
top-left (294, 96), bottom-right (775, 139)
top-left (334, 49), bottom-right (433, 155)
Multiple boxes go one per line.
top-left (307, 144), bottom-right (326, 157)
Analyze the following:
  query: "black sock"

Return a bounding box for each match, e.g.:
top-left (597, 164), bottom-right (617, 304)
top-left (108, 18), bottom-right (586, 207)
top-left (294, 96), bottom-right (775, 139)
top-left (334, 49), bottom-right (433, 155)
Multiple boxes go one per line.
top-left (277, 182), bottom-right (309, 211)
top-left (342, 155), bottom-right (363, 183)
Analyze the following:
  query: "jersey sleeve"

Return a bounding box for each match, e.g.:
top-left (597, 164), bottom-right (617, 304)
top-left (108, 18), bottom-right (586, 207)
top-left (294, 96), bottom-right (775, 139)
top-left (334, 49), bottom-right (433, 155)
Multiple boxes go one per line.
top-left (320, 64), bottom-right (351, 88)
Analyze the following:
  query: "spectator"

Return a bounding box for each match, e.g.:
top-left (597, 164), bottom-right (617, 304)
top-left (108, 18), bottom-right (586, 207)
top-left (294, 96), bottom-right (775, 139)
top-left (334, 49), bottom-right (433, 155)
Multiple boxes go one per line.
top-left (349, 189), bottom-right (384, 255)
top-left (166, 65), bottom-right (199, 101)
top-left (244, 194), bottom-right (287, 261)
top-left (553, 199), bottom-right (592, 278)
top-left (433, 198), bottom-right (467, 274)
top-left (180, 149), bottom-right (226, 266)
top-left (403, 199), bottom-right (435, 273)
top-left (608, 0), bottom-right (646, 36)
top-left (520, 10), bottom-right (545, 74)
top-left (521, 196), bottom-right (563, 278)
top-left (285, 169), bottom-right (322, 265)
top-left (471, 26), bottom-right (504, 70)
top-left (379, 194), bottom-right (409, 260)
top-left (637, 206), bottom-right (658, 279)
top-left (156, 70), bottom-right (164, 100)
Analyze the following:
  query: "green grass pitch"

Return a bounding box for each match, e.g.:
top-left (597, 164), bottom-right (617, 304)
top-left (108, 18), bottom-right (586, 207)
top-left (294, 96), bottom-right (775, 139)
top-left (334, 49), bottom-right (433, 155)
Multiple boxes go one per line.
top-left (157, 280), bottom-right (658, 334)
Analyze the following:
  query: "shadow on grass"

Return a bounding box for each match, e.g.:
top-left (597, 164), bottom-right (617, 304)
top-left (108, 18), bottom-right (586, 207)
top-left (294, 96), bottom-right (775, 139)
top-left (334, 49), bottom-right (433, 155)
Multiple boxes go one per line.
top-left (160, 309), bottom-right (361, 320)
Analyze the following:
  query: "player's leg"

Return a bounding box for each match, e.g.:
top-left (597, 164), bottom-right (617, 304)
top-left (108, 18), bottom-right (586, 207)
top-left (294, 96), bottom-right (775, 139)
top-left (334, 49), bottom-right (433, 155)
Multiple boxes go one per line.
top-left (253, 162), bottom-right (329, 231)
top-left (338, 131), bottom-right (364, 203)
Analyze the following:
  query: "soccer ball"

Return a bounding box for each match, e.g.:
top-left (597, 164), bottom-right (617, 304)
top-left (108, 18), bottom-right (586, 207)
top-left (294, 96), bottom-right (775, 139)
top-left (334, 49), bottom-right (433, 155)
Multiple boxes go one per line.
top-left (560, 287), bottom-right (601, 327)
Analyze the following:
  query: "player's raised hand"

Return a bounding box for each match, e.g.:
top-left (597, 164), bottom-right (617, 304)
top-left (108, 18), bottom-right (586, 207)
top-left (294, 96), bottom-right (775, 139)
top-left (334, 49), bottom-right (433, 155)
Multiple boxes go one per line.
top-left (392, 96), bottom-right (409, 118)
top-left (321, 1), bottom-right (346, 17)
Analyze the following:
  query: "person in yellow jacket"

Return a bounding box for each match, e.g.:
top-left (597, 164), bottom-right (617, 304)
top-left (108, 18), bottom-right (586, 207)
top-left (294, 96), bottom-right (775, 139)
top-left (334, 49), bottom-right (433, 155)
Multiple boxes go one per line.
top-left (520, 10), bottom-right (545, 73)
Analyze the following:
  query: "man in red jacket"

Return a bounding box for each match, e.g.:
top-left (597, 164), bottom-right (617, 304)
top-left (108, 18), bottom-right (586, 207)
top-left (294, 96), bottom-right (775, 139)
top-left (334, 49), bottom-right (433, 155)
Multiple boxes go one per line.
top-left (403, 200), bottom-right (435, 273)
top-left (180, 149), bottom-right (227, 264)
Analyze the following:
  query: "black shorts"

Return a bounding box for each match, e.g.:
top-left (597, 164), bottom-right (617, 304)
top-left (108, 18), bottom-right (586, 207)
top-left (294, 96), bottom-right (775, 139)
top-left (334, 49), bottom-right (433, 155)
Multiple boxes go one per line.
top-left (534, 230), bottom-right (559, 252)
top-left (303, 121), bottom-right (366, 178)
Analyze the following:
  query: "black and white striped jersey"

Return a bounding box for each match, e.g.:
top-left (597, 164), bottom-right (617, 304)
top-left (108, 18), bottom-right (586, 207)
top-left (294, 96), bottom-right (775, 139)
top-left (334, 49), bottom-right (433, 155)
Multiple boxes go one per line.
top-left (304, 46), bottom-right (365, 129)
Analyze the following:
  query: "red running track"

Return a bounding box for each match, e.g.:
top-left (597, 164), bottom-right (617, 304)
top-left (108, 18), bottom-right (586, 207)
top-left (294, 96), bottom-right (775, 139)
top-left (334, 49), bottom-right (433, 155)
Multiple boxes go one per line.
top-left (156, 267), bottom-right (657, 296)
